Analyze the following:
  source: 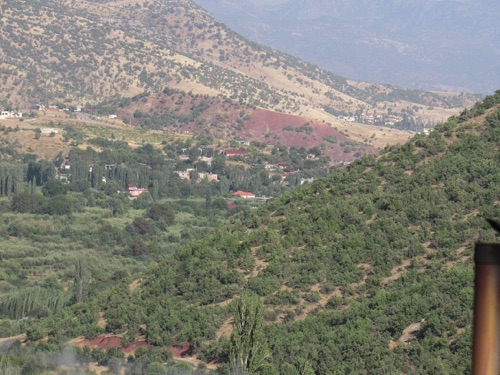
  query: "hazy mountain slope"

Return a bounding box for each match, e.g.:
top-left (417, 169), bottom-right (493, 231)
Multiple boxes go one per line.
top-left (0, 0), bottom-right (478, 131)
top-left (194, 0), bottom-right (500, 93)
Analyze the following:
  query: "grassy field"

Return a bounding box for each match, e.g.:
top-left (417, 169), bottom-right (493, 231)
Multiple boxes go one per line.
top-left (0, 113), bottom-right (194, 160)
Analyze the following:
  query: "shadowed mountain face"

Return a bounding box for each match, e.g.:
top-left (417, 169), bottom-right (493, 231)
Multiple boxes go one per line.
top-left (194, 0), bottom-right (500, 94)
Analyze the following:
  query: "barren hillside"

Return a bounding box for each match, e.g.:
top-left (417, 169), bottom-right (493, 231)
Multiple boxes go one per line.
top-left (0, 0), bottom-right (478, 137)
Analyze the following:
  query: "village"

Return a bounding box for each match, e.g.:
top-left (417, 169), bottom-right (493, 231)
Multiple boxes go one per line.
top-left (53, 140), bottom-right (323, 203)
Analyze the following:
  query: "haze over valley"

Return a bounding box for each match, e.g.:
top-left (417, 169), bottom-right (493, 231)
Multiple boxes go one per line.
top-left (0, 0), bottom-right (498, 374)
top-left (194, 0), bottom-right (500, 94)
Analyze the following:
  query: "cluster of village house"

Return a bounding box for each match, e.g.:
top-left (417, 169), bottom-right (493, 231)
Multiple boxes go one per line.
top-left (3, 105), bottom-right (119, 119)
top-left (1, 108), bottom-right (317, 200)
top-left (55, 144), bottom-right (314, 200)
top-left (338, 114), bottom-right (404, 126)
top-left (338, 113), bottom-right (432, 134)
top-left (58, 158), bottom-right (258, 200)
top-left (31, 104), bottom-right (83, 113)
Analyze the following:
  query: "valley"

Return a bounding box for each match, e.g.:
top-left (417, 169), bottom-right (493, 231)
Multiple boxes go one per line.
top-left (0, 0), bottom-right (498, 374)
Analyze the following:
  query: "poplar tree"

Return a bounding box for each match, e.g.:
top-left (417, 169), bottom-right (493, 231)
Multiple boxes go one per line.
top-left (229, 291), bottom-right (269, 375)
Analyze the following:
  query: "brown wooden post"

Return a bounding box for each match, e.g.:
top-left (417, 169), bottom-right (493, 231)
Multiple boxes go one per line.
top-left (473, 243), bottom-right (500, 374)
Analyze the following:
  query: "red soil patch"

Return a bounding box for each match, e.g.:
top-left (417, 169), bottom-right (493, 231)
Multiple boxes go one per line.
top-left (118, 92), bottom-right (378, 164)
top-left (168, 342), bottom-right (192, 357)
top-left (124, 340), bottom-right (149, 353)
top-left (239, 110), bottom-right (378, 163)
top-left (70, 335), bottom-right (192, 356)
top-left (71, 335), bottom-right (133, 351)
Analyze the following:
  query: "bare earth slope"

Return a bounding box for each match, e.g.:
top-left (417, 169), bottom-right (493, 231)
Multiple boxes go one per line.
top-left (1, 0), bottom-right (478, 127)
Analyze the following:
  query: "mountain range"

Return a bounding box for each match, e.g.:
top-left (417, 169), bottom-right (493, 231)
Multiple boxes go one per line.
top-left (194, 0), bottom-right (500, 94)
top-left (0, 0), bottom-right (478, 131)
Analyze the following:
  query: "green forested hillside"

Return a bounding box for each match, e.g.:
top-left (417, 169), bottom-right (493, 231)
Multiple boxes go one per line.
top-left (1, 92), bottom-right (499, 373)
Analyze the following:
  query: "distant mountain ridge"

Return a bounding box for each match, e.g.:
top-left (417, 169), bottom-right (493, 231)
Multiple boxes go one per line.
top-left (194, 0), bottom-right (500, 93)
top-left (0, 0), bottom-right (480, 149)
top-left (0, 0), bottom-right (478, 107)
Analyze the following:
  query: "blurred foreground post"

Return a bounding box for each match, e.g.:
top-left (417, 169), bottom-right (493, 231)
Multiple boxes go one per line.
top-left (473, 220), bottom-right (500, 375)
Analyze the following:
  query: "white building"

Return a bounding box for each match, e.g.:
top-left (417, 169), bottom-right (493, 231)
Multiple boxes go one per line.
top-left (0, 111), bottom-right (22, 119)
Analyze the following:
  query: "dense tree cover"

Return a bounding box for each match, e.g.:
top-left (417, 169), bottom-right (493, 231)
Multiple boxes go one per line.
top-left (1, 94), bottom-right (499, 374)
top-left (0, 127), bottom-right (330, 204)
top-left (119, 96), bottom-right (497, 373)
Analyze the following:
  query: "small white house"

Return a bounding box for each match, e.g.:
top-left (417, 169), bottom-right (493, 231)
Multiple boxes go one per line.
top-left (198, 156), bottom-right (213, 165)
top-left (175, 169), bottom-right (194, 180)
top-left (301, 177), bottom-right (315, 185)
top-left (0, 111), bottom-right (21, 119)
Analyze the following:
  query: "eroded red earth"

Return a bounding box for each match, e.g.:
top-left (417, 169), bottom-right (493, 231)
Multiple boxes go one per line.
top-left (71, 335), bottom-right (192, 357)
top-left (118, 91), bottom-right (377, 164)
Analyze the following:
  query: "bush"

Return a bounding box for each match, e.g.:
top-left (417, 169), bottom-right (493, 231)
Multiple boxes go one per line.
top-left (11, 192), bottom-right (42, 213)
top-left (132, 192), bottom-right (154, 209)
top-left (147, 362), bottom-right (169, 375)
top-left (42, 179), bottom-right (68, 197)
top-left (132, 217), bottom-right (155, 235)
top-left (108, 357), bottom-right (123, 374)
top-left (212, 197), bottom-right (228, 210)
top-left (129, 240), bottom-right (150, 257)
top-left (147, 203), bottom-right (175, 225)
top-left (0, 320), bottom-right (20, 337)
top-left (39, 196), bottom-right (73, 215)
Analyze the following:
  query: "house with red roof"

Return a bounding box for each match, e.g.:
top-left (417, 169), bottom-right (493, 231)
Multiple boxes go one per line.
top-left (126, 184), bottom-right (148, 197)
top-left (232, 190), bottom-right (256, 199)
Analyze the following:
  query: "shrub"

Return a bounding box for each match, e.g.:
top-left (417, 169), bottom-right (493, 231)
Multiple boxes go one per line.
top-left (39, 196), bottom-right (73, 215)
top-left (147, 203), bottom-right (175, 225)
top-left (11, 192), bottom-right (42, 213)
top-left (132, 217), bottom-right (155, 235)
top-left (42, 179), bottom-right (68, 197)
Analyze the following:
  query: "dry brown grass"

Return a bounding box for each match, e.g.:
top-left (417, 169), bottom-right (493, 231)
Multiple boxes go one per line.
top-left (300, 107), bottom-right (413, 147)
top-left (1, 119), bottom-right (70, 160)
top-left (216, 317), bottom-right (233, 339)
top-left (97, 312), bottom-right (107, 328)
top-left (128, 279), bottom-right (141, 292)
top-left (1, 0), bottom-right (472, 142)
top-left (0, 112), bottom-right (195, 160)
top-left (244, 246), bottom-right (269, 280)
top-left (382, 259), bottom-right (413, 285)
top-left (389, 321), bottom-right (423, 349)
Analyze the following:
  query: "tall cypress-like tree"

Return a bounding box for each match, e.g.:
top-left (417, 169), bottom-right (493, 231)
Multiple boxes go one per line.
top-left (74, 258), bottom-right (89, 303)
top-left (230, 291), bottom-right (269, 375)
